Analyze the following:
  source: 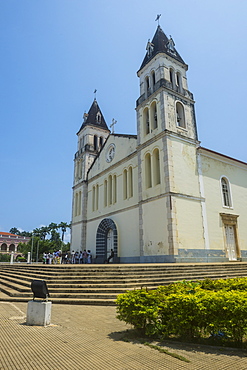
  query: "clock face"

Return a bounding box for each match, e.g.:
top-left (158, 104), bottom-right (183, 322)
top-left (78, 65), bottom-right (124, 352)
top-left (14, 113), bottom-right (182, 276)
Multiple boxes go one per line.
top-left (106, 144), bottom-right (115, 163)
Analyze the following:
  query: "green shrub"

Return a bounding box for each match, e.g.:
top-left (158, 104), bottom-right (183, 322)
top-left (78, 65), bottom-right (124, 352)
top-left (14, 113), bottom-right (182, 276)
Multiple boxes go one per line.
top-left (116, 289), bottom-right (161, 335)
top-left (16, 256), bottom-right (26, 262)
top-left (0, 254), bottom-right (11, 262)
top-left (116, 278), bottom-right (247, 346)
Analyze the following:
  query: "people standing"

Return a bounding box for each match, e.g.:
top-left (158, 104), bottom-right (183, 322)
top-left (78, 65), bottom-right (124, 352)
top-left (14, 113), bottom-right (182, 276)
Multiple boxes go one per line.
top-left (87, 250), bottom-right (92, 264)
top-left (79, 251), bottom-right (83, 264)
top-left (71, 250), bottom-right (75, 264)
top-left (107, 249), bottom-right (114, 263)
top-left (82, 249), bottom-right (88, 264)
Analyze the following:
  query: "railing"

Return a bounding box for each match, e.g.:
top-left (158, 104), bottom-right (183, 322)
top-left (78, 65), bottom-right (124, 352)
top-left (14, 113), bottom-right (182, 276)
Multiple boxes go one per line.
top-left (136, 78), bottom-right (194, 107)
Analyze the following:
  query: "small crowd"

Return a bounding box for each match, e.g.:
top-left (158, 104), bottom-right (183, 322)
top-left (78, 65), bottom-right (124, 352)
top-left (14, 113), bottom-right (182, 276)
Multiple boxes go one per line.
top-left (69, 249), bottom-right (92, 264)
top-left (43, 248), bottom-right (115, 264)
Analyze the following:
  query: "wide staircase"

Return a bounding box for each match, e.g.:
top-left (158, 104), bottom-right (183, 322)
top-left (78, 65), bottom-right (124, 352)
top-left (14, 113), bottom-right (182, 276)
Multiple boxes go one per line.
top-left (1, 262), bottom-right (247, 305)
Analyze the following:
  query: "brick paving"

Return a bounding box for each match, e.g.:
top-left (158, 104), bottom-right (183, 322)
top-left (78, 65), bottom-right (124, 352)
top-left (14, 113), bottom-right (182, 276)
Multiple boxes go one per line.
top-left (0, 293), bottom-right (246, 369)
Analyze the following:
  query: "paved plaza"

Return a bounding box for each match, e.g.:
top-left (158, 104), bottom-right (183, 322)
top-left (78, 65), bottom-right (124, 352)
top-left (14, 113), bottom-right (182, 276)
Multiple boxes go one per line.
top-left (0, 291), bottom-right (246, 369)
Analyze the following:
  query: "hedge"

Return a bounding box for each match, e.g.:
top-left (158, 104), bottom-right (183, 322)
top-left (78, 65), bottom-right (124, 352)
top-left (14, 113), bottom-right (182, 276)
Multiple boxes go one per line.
top-left (116, 278), bottom-right (247, 345)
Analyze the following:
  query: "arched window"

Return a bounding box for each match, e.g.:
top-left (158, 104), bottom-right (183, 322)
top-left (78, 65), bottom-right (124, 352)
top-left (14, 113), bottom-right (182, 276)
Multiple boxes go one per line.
top-left (176, 102), bottom-right (186, 128)
top-left (145, 153), bottom-right (152, 188)
top-left (76, 160), bottom-right (82, 179)
top-left (96, 112), bottom-right (101, 123)
top-left (169, 68), bottom-right (175, 88)
top-left (76, 161), bottom-right (79, 179)
top-left (74, 193), bottom-right (78, 216)
top-left (151, 70), bottom-right (156, 91)
top-left (99, 136), bottom-right (103, 148)
top-left (150, 101), bottom-right (158, 130)
top-left (145, 76), bottom-right (150, 97)
top-left (104, 180), bottom-right (108, 207)
top-left (143, 108), bottom-right (150, 135)
top-left (113, 175), bottom-right (117, 204)
top-left (176, 71), bottom-right (182, 92)
top-left (92, 185), bottom-right (99, 211)
top-left (1, 243), bottom-right (7, 251)
top-left (221, 177), bottom-right (232, 207)
top-left (123, 169), bottom-right (127, 200)
top-left (153, 149), bottom-right (161, 185)
top-left (9, 244), bottom-right (15, 252)
top-left (79, 136), bottom-right (84, 150)
top-left (108, 175), bottom-right (112, 205)
top-left (92, 186), bottom-right (95, 211)
top-left (78, 191), bottom-right (81, 215)
top-left (94, 135), bottom-right (98, 150)
top-left (96, 184), bottom-right (99, 210)
top-left (128, 166), bottom-right (133, 198)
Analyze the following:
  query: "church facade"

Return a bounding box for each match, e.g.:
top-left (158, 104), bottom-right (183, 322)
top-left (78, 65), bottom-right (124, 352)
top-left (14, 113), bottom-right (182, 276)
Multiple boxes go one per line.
top-left (71, 25), bottom-right (247, 263)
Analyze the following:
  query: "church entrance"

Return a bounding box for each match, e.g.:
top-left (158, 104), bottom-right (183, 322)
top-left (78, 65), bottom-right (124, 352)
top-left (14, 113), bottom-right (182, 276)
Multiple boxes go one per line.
top-left (95, 218), bottom-right (118, 263)
top-left (107, 229), bottom-right (114, 260)
top-left (220, 213), bottom-right (239, 261)
top-left (224, 225), bottom-right (237, 261)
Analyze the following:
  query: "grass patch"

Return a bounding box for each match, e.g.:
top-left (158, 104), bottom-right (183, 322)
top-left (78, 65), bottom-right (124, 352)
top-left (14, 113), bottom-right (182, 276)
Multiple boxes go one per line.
top-left (143, 342), bottom-right (190, 363)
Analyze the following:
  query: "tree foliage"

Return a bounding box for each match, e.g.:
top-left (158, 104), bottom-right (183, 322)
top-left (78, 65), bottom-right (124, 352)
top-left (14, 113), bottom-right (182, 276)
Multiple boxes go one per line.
top-left (9, 221), bottom-right (71, 261)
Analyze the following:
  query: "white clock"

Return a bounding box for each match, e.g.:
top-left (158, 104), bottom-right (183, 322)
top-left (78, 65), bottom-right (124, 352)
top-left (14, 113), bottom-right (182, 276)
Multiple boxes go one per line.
top-left (106, 144), bottom-right (116, 163)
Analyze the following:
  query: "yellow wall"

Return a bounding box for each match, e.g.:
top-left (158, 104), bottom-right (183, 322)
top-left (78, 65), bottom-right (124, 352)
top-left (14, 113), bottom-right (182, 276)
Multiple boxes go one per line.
top-left (201, 150), bottom-right (247, 252)
top-left (142, 198), bottom-right (169, 255)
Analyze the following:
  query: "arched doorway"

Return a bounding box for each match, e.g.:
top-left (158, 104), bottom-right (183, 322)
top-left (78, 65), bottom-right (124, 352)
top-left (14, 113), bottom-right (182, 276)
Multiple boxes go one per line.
top-left (95, 218), bottom-right (118, 263)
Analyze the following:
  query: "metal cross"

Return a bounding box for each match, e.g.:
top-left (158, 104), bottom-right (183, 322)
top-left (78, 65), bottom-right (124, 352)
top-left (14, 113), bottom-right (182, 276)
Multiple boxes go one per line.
top-left (94, 89), bottom-right (97, 100)
top-left (155, 14), bottom-right (161, 25)
top-left (110, 118), bottom-right (117, 133)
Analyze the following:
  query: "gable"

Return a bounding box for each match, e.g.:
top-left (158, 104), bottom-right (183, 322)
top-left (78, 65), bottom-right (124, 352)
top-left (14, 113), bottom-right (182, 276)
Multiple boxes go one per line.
top-left (88, 134), bottom-right (137, 180)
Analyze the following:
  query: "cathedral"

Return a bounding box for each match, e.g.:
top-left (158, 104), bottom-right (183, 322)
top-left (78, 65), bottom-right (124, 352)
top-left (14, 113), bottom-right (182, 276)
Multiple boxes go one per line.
top-left (70, 25), bottom-right (247, 263)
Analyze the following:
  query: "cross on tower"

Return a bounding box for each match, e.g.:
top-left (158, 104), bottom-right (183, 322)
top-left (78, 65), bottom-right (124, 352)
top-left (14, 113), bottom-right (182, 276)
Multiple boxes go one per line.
top-left (110, 118), bottom-right (117, 133)
top-left (155, 14), bottom-right (161, 25)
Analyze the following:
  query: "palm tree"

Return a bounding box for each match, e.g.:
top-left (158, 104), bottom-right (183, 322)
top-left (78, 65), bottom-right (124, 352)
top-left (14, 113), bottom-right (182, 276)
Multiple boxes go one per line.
top-left (39, 226), bottom-right (50, 240)
top-left (58, 222), bottom-right (70, 243)
top-left (32, 228), bottom-right (42, 239)
top-left (48, 222), bottom-right (58, 234)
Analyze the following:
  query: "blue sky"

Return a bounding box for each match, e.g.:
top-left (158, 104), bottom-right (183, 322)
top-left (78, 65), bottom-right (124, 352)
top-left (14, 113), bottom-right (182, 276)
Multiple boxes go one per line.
top-left (1, 0), bottom-right (246, 239)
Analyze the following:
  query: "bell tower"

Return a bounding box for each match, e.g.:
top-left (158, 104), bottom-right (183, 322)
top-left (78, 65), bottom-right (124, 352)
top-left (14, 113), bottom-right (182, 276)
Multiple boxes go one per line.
top-left (136, 25), bottom-right (202, 261)
top-left (71, 99), bottom-right (110, 251)
top-left (136, 25), bottom-right (198, 145)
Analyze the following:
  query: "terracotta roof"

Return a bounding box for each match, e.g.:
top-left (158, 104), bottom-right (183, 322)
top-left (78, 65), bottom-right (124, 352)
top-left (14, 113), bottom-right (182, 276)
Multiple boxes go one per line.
top-left (138, 25), bottom-right (186, 72)
top-left (0, 232), bottom-right (18, 237)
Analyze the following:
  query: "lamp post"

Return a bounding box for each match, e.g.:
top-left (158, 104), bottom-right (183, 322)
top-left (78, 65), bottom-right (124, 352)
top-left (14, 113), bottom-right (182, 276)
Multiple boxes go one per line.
top-left (36, 240), bottom-right (39, 263)
top-left (30, 234), bottom-right (34, 264)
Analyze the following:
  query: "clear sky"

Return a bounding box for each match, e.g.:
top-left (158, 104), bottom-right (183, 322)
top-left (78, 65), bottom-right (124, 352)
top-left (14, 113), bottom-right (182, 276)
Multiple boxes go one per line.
top-left (1, 0), bottom-right (246, 240)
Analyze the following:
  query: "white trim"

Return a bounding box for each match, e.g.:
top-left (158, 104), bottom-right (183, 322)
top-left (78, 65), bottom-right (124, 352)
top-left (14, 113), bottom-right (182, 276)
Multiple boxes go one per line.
top-left (198, 149), bottom-right (247, 171)
top-left (197, 153), bottom-right (210, 250)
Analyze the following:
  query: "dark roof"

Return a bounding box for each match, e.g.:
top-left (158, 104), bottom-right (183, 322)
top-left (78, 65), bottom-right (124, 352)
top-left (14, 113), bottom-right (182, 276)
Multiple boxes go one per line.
top-left (78, 99), bottom-right (109, 133)
top-left (111, 133), bottom-right (137, 139)
top-left (138, 25), bottom-right (186, 72)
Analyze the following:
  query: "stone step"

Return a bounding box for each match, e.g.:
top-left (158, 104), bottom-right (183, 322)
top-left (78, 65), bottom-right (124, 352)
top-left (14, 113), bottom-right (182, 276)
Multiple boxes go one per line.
top-left (1, 263), bottom-right (247, 305)
top-left (1, 266), bottom-right (247, 280)
top-left (1, 271), bottom-right (247, 294)
top-left (2, 263), bottom-right (247, 274)
top-left (1, 269), bottom-right (247, 287)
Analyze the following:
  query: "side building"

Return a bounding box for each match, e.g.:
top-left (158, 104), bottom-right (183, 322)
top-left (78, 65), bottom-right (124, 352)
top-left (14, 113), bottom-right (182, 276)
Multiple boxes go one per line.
top-left (71, 25), bottom-right (247, 263)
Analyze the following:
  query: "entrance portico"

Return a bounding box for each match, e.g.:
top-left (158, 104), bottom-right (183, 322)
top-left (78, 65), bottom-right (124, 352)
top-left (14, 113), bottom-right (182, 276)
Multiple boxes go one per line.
top-left (95, 218), bottom-right (118, 263)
